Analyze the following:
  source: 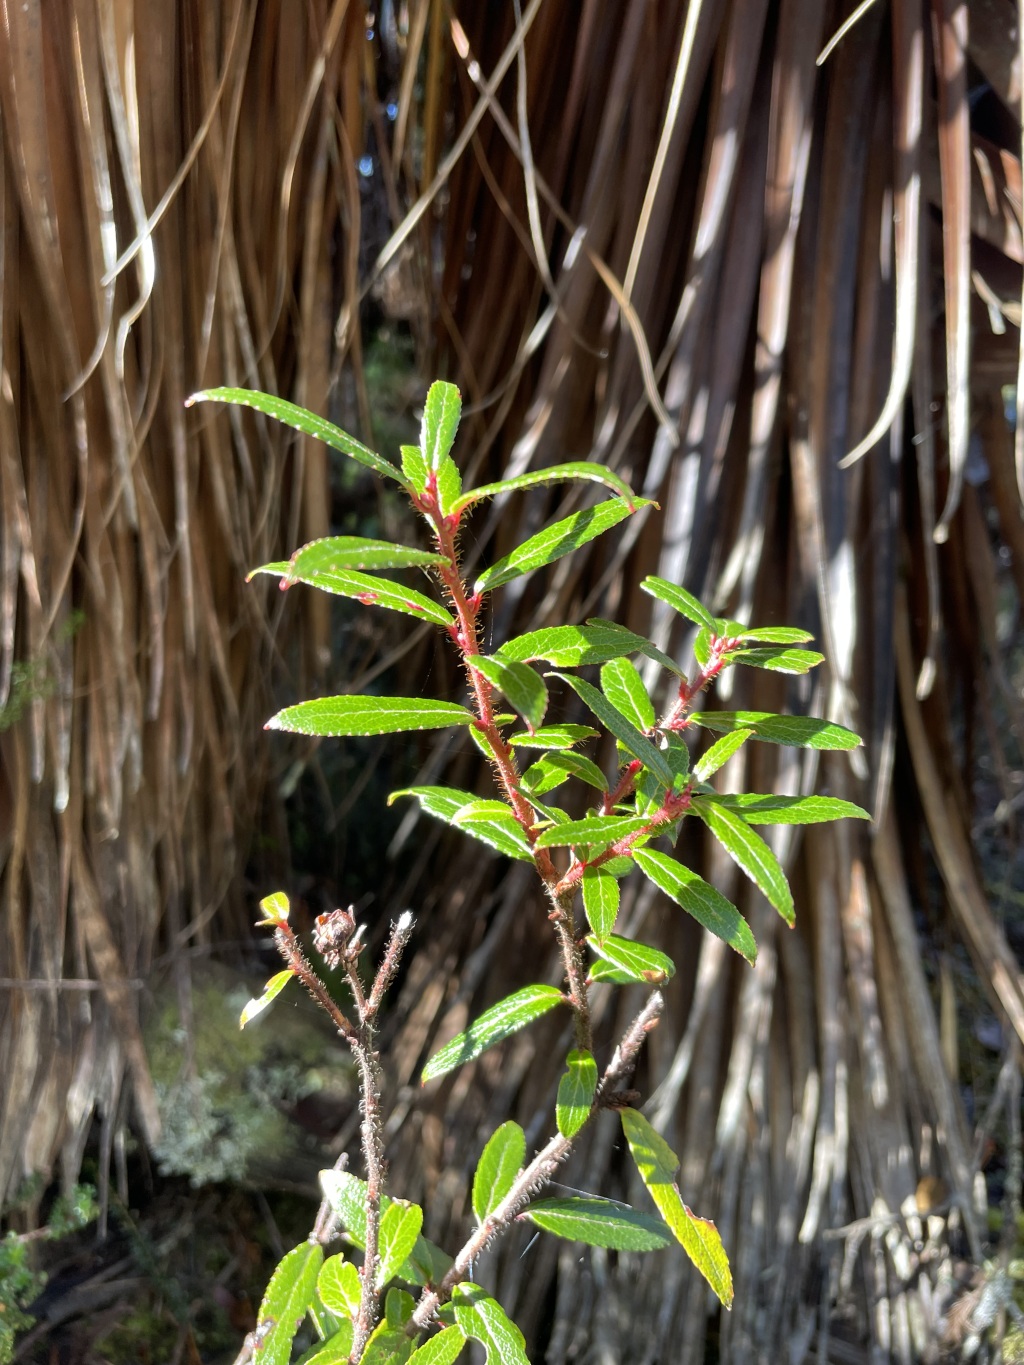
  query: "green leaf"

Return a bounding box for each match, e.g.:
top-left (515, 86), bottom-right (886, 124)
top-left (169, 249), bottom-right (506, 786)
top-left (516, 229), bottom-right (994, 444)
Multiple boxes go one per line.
top-left (586, 934), bottom-right (675, 984)
top-left (473, 1121), bottom-right (526, 1221)
top-left (451, 461), bottom-right (639, 516)
top-left (713, 793), bottom-right (870, 824)
top-left (257, 891), bottom-right (290, 923)
top-left (581, 867), bottom-right (620, 941)
top-left (187, 388), bottom-right (404, 485)
top-left (268, 696), bottom-right (475, 737)
top-left (692, 626), bottom-right (714, 669)
top-left (317, 1173), bottom-right (451, 1289)
top-left (691, 711), bottom-right (862, 750)
top-left (600, 658), bottom-right (655, 731)
top-left (401, 443), bottom-right (429, 494)
top-left (535, 814), bottom-right (650, 852)
top-left (389, 785), bottom-right (477, 821)
top-left (520, 751), bottom-right (608, 797)
top-left (239, 969), bottom-right (294, 1028)
top-left (476, 499), bottom-right (653, 593)
top-left (398, 1233), bottom-right (453, 1289)
top-left (258, 563), bottom-right (453, 627)
top-left (554, 673), bottom-right (676, 789)
top-left (640, 576), bottom-right (716, 629)
top-left (391, 787), bottom-right (533, 860)
top-left (620, 1110), bottom-right (732, 1308)
top-left (307, 1293), bottom-right (342, 1344)
top-left (254, 536), bottom-right (447, 578)
top-left (587, 619), bottom-right (684, 675)
top-left (407, 1326), bottom-right (468, 1365)
top-left (633, 849), bottom-right (757, 964)
top-left (317, 1255), bottom-right (361, 1319)
top-left (556, 1049), bottom-right (598, 1138)
top-left (453, 800), bottom-right (535, 862)
top-left (524, 1198), bottom-right (672, 1251)
top-left (297, 1324), bottom-right (355, 1365)
top-left (499, 622), bottom-right (657, 669)
top-left (422, 381), bottom-right (462, 471)
top-left (256, 1242), bottom-right (324, 1365)
top-left (451, 1284), bottom-right (531, 1365)
top-left (422, 985), bottom-right (565, 1083)
top-left (472, 656), bottom-right (548, 729)
top-left (733, 624), bottom-right (814, 644)
top-left (360, 1319), bottom-right (413, 1365)
top-left (731, 646), bottom-right (824, 674)
top-left (507, 724), bottom-right (598, 750)
top-left (692, 798), bottom-right (794, 925)
top-left (386, 1287), bottom-right (416, 1329)
top-left (436, 457), bottom-right (463, 517)
top-left (377, 1202), bottom-right (424, 1288)
top-left (693, 729), bottom-right (753, 782)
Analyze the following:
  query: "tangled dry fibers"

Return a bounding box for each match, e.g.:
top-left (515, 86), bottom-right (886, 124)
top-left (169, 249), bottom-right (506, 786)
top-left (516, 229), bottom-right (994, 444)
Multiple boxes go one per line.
top-left (2, 0), bottom-right (1024, 1360)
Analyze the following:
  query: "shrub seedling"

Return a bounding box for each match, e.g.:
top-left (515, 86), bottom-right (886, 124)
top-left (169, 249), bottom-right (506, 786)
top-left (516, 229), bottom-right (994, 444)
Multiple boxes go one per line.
top-left (187, 380), bottom-right (868, 1364)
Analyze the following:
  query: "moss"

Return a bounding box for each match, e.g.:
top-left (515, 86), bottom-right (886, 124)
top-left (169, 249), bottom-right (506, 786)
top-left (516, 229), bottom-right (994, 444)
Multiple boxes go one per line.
top-left (144, 963), bottom-right (354, 1187)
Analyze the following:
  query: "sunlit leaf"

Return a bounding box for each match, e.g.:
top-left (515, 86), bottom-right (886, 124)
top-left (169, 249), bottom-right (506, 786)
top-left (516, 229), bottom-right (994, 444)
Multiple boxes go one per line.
top-left (520, 751), bottom-right (608, 796)
top-left (359, 1318), bottom-right (412, 1365)
top-left (317, 1255), bottom-right (361, 1319)
top-left (268, 697), bottom-right (475, 737)
top-left (453, 800), bottom-right (535, 861)
top-left (581, 867), bottom-right (620, 941)
top-left (731, 646), bottom-right (824, 674)
top-left (256, 1242), bottom-right (324, 1365)
top-left (376, 1201), bottom-right (424, 1288)
top-left (422, 985), bottom-right (566, 1083)
top-left (692, 729), bottom-right (753, 782)
top-left (554, 674), bottom-right (675, 788)
top-left (407, 1326), bottom-right (468, 1365)
top-left (640, 576), bottom-right (716, 628)
top-left (556, 1049), bottom-right (597, 1137)
top-left (620, 1109), bottom-right (732, 1308)
top-left (257, 891), bottom-right (290, 923)
top-left (422, 381), bottom-right (462, 471)
top-left (600, 658), bottom-right (655, 731)
top-left (386, 1288), bottom-right (416, 1329)
top-left (473, 1121), bottom-right (526, 1221)
top-left (692, 798), bottom-right (794, 924)
top-left (500, 622), bottom-right (653, 669)
top-left (256, 563), bottom-right (452, 627)
top-left (239, 969), bottom-right (294, 1028)
top-left (535, 814), bottom-right (650, 852)
top-left (586, 934), bottom-right (675, 984)
top-left (451, 461), bottom-right (639, 516)
top-left (187, 388), bottom-right (405, 485)
top-left (713, 793), bottom-right (871, 824)
top-left (732, 625), bottom-right (814, 644)
top-left (402, 443), bottom-right (429, 495)
top-left (476, 500), bottom-right (653, 593)
top-left (472, 656), bottom-right (548, 729)
top-left (507, 724), bottom-right (599, 750)
top-left (633, 849), bottom-right (757, 964)
top-left (451, 1285), bottom-right (531, 1365)
top-left (691, 711), bottom-right (862, 750)
top-left (524, 1198), bottom-right (672, 1251)
top-left (297, 1323), bottom-right (355, 1364)
top-left (250, 535), bottom-right (446, 577)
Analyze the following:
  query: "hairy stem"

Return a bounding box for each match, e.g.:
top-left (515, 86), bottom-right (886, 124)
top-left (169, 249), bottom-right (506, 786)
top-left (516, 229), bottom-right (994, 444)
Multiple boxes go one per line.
top-left (408, 991), bottom-right (664, 1333)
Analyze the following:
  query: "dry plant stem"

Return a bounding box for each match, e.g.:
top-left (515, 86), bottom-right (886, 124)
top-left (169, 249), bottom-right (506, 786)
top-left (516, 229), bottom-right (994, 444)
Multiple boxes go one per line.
top-left (271, 918), bottom-right (395, 1353)
top-left (344, 930), bottom-right (410, 1355)
top-left (408, 991), bottom-right (665, 1333)
top-left (350, 1012), bottom-right (386, 1358)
